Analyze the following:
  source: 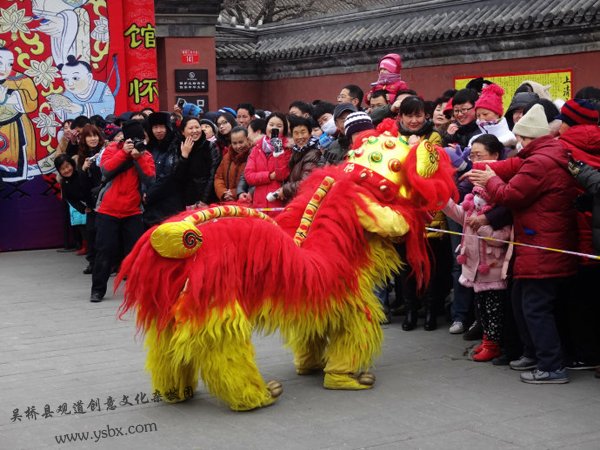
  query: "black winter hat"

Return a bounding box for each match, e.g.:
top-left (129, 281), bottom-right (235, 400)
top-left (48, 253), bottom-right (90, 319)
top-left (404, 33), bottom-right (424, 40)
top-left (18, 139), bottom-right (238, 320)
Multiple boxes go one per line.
top-left (333, 103), bottom-right (357, 121)
top-left (505, 92), bottom-right (540, 116)
top-left (199, 119), bottom-right (218, 136)
top-left (122, 120), bottom-right (146, 141)
top-left (147, 111), bottom-right (171, 128)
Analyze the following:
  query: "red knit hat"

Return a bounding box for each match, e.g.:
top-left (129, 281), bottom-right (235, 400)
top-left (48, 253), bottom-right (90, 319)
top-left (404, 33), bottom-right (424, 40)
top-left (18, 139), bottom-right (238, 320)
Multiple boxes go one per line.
top-left (557, 99), bottom-right (600, 127)
top-left (474, 84), bottom-right (505, 117)
top-left (443, 97), bottom-right (453, 117)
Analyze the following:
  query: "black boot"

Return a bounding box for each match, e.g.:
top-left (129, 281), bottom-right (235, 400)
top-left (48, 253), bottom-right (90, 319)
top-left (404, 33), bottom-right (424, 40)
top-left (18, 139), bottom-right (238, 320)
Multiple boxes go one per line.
top-left (402, 309), bottom-right (418, 331)
top-left (424, 307), bottom-right (437, 331)
top-left (463, 320), bottom-right (483, 340)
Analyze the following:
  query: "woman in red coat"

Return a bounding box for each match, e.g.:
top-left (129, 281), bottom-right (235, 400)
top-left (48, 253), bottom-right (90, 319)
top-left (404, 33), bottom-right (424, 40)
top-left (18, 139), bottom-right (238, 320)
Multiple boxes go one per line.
top-left (244, 112), bottom-right (291, 210)
top-left (468, 104), bottom-right (579, 384)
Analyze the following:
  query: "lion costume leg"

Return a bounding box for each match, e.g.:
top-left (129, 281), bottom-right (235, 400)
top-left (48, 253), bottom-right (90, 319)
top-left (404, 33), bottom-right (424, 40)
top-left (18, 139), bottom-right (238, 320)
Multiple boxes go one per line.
top-left (290, 334), bottom-right (328, 375)
top-left (145, 322), bottom-right (199, 403)
top-left (194, 303), bottom-right (282, 411)
top-left (322, 298), bottom-right (384, 390)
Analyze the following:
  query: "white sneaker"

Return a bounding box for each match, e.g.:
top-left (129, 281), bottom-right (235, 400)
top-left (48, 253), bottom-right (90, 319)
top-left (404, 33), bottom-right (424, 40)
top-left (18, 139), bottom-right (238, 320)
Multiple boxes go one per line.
top-left (449, 321), bottom-right (464, 334)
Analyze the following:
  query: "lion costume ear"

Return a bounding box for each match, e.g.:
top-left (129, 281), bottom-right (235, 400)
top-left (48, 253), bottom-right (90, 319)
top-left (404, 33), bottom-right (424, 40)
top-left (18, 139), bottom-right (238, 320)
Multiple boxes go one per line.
top-left (415, 140), bottom-right (440, 178)
top-left (404, 141), bottom-right (458, 210)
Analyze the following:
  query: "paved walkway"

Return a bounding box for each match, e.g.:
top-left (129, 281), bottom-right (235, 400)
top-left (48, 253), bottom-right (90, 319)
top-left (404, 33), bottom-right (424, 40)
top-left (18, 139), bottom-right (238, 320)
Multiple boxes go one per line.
top-left (1, 249), bottom-right (599, 449)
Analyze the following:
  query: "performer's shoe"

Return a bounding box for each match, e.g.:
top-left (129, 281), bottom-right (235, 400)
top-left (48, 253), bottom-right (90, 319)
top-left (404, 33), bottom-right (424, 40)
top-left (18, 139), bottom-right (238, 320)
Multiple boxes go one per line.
top-left (357, 372), bottom-right (376, 385)
top-left (266, 380), bottom-right (283, 398)
top-left (230, 381), bottom-right (282, 411)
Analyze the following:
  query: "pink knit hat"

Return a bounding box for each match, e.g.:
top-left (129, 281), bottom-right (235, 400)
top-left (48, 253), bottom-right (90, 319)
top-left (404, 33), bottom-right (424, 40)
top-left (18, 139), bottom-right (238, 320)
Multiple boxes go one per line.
top-left (472, 185), bottom-right (492, 204)
top-left (475, 84), bottom-right (505, 117)
top-left (378, 54), bottom-right (402, 74)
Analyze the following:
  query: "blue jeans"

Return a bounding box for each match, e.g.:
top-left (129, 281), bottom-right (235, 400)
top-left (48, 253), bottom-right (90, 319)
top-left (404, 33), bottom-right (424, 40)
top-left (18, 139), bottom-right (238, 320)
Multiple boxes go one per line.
top-left (375, 285), bottom-right (389, 308)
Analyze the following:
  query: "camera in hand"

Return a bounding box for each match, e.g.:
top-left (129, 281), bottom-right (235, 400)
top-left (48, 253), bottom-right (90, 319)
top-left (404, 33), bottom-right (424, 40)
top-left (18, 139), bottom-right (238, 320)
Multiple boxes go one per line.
top-left (270, 128), bottom-right (284, 156)
top-left (131, 138), bottom-right (148, 152)
top-left (266, 190), bottom-right (280, 202)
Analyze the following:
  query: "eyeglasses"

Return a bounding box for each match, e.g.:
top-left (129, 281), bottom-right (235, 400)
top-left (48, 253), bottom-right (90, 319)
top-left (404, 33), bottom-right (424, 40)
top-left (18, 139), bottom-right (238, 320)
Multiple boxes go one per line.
top-left (453, 106), bottom-right (474, 116)
top-left (468, 153), bottom-right (490, 161)
top-left (217, 121), bottom-right (229, 127)
top-left (337, 93), bottom-right (356, 101)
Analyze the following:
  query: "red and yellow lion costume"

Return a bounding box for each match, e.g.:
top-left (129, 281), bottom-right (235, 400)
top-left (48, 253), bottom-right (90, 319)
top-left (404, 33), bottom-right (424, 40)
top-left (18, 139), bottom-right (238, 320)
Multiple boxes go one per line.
top-left (117, 120), bottom-right (456, 411)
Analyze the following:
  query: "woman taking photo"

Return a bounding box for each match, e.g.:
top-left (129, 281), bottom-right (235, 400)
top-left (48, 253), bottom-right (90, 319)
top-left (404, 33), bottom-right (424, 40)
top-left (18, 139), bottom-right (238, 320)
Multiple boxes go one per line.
top-left (244, 112), bottom-right (292, 211)
top-left (74, 124), bottom-right (104, 270)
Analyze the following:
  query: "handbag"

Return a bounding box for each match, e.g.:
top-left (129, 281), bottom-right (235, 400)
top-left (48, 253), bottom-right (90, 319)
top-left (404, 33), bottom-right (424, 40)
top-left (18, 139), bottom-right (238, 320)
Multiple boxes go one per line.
top-left (69, 204), bottom-right (87, 226)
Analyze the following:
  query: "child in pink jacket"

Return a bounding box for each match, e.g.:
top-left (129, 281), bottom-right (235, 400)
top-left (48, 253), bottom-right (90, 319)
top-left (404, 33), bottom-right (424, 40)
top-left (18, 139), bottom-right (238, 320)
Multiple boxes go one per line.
top-left (365, 53), bottom-right (409, 104)
top-left (443, 185), bottom-right (513, 361)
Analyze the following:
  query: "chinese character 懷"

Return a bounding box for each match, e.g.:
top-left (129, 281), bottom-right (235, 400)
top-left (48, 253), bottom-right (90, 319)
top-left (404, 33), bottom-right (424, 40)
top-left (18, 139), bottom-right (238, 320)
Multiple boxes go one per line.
top-left (128, 78), bottom-right (158, 104)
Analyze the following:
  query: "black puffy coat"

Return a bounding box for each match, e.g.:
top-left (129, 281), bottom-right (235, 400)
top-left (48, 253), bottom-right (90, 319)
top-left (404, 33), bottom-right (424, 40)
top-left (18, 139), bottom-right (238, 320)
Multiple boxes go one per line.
top-left (174, 134), bottom-right (222, 206)
top-left (143, 131), bottom-right (184, 226)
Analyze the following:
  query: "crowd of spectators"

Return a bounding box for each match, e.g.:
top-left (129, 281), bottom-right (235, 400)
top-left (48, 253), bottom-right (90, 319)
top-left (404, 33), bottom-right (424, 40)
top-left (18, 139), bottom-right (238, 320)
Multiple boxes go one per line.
top-left (53, 53), bottom-right (600, 385)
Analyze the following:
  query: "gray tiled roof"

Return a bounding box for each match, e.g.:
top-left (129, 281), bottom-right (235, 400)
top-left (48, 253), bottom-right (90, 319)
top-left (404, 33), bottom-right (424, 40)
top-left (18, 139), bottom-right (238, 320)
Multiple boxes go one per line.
top-left (218, 0), bottom-right (401, 25)
top-left (216, 0), bottom-right (600, 61)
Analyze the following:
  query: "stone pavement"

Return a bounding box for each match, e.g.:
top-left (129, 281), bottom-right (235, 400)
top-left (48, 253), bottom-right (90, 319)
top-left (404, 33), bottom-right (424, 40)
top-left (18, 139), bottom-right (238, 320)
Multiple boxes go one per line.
top-left (1, 249), bottom-right (600, 450)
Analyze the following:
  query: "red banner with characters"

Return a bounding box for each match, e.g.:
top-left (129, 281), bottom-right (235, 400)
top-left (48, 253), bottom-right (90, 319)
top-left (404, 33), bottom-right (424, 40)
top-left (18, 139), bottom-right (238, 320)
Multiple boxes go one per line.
top-left (0, 0), bottom-right (158, 251)
top-left (122, 1), bottom-right (159, 111)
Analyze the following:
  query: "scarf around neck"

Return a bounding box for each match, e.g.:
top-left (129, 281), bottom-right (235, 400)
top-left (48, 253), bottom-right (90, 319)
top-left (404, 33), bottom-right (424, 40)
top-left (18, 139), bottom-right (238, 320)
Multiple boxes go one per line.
top-left (292, 135), bottom-right (320, 153)
top-left (371, 73), bottom-right (403, 87)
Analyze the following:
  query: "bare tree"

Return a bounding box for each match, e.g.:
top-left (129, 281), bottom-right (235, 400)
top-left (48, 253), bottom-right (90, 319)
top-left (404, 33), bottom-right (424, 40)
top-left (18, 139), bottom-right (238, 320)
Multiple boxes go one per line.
top-left (221, 0), bottom-right (365, 26)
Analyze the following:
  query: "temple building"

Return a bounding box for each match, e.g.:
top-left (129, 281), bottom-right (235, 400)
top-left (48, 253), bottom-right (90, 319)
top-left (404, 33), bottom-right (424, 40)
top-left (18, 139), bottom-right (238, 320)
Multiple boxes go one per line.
top-left (155, 0), bottom-right (600, 110)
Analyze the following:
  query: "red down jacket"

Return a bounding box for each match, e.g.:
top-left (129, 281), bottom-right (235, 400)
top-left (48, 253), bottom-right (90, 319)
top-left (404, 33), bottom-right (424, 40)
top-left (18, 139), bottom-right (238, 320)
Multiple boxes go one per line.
top-left (483, 135), bottom-right (579, 279)
top-left (96, 141), bottom-right (156, 218)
